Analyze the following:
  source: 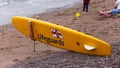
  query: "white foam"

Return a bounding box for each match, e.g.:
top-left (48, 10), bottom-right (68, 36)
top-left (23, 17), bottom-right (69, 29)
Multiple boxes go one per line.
top-left (0, 2), bottom-right (8, 6)
top-left (0, 0), bottom-right (81, 25)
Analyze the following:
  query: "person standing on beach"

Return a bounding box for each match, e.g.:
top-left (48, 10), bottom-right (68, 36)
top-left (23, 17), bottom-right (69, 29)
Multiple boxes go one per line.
top-left (82, 0), bottom-right (91, 14)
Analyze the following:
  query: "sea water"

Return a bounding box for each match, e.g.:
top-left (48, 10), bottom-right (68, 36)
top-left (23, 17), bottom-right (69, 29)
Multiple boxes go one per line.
top-left (0, 0), bottom-right (81, 25)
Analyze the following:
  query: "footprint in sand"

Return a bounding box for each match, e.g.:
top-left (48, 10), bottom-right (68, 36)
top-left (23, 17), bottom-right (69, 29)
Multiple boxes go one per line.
top-left (12, 58), bottom-right (19, 62)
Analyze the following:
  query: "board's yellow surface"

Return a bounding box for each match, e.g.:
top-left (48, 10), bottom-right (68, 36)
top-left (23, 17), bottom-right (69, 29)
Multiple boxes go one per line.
top-left (12, 16), bottom-right (111, 56)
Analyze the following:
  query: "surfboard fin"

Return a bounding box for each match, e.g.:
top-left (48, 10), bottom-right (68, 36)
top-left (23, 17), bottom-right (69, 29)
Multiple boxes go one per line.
top-left (84, 45), bottom-right (96, 50)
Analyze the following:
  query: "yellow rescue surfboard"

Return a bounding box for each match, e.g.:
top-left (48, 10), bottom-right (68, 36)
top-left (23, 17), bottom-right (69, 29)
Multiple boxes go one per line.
top-left (12, 16), bottom-right (111, 56)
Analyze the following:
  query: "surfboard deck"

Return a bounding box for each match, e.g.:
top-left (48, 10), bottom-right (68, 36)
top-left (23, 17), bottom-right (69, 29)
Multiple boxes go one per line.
top-left (12, 16), bottom-right (111, 56)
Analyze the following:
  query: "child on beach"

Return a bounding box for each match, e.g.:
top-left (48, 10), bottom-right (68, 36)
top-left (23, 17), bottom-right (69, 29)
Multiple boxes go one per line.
top-left (82, 0), bottom-right (91, 14)
top-left (99, 5), bottom-right (110, 16)
top-left (99, 0), bottom-right (120, 15)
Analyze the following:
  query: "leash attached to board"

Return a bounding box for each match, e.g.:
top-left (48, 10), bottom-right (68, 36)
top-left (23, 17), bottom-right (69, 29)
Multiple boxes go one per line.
top-left (28, 20), bottom-right (36, 52)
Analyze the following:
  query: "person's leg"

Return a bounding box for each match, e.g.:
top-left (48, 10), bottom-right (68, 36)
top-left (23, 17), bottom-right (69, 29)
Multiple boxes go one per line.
top-left (111, 9), bottom-right (120, 14)
top-left (99, 10), bottom-right (112, 14)
top-left (83, 3), bottom-right (85, 12)
top-left (86, 3), bottom-right (89, 12)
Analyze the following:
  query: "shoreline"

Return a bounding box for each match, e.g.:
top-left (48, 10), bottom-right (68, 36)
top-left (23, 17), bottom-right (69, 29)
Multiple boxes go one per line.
top-left (0, 0), bottom-right (81, 26)
top-left (0, 0), bottom-right (120, 68)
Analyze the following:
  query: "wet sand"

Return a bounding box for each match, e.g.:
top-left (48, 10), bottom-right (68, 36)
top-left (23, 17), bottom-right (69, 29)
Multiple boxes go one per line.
top-left (0, 0), bottom-right (120, 68)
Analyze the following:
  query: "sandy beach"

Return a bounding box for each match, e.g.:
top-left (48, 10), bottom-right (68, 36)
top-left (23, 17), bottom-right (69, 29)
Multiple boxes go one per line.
top-left (0, 0), bottom-right (120, 68)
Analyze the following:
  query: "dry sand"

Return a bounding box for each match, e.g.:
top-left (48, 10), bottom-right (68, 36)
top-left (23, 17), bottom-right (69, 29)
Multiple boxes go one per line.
top-left (0, 0), bottom-right (120, 68)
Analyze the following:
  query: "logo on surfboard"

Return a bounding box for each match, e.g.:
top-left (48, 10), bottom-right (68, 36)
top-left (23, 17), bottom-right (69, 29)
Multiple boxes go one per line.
top-left (37, 33), bottom-right (64, 46)
top-left (51, 28), bottom-right (63, 39)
